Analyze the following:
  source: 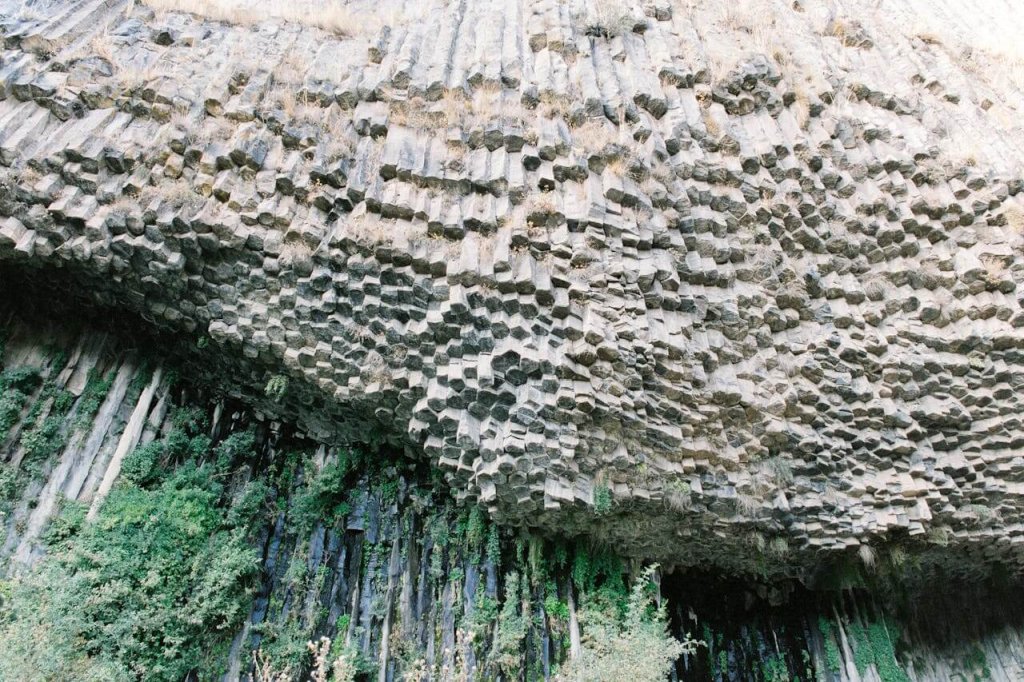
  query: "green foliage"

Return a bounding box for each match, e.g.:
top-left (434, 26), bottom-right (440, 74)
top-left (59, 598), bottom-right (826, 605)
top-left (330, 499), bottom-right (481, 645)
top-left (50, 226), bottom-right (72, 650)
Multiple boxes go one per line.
top-left (571, 546), bottom-right (624, 595)
top-left (19, 414), bottom-right (65, 464)
top-left (0, 366), bottom-right (42, 394)
top-left (0, 389), bottom-right (28, 444)
top-left (493, 571), bottom-right (527, 676)
top-left (119, 440), bottom-right (164, 486)
top-left (253, 614), bottom-right (315, 671)
top-left (962, 645), bottom-right (991, 681)
top-left (819, 616), bottom-right (842, 672)
top-left (848, 620), bottom-right (872, 673)
top-left (486, 524), bottom-right (501, 566)
top-left (3, 374), bottom-right (77, 474)
top-left (74, 369), bottom-right (114, 431)
top-left (0, 432), bottom-right (265, 681)
top-left (846, 616), bottom-right (908, 682)
top-left (41, 498), bottom-right (86, 547)
top-left (265, 374), bottom-right (289, 402)
top-left (544, 580), bottom-right (570, 626)
top-left (172, 405), bottom-right (208, 434)
top-left (466, 505), bottom-right (486, 552)
top-left (868, 619), bottom-right (908, 682)
top-left (291, 453), bottom-right (356, 532)
top-left (593, 483), bottom-right (612, 515)
top-left (467, 586), bottom-right (499, 641)
top-left (560, 565), bottom-right (701, 682)
top-left (761, 652), bottom-right (790, 682)
top-left (378, 478), bottom-right (398, 504)
top-left (214, 429), bottom-right (256, 471)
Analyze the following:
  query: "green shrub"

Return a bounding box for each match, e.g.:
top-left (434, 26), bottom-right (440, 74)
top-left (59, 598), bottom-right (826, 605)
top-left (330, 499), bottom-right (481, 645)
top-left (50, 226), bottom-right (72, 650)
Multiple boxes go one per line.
top-left (265, 374), bottom-right (288, 402)
top-left (558, 565), bottom-right (702, 682)
top-left (593, 484), bottom-right (612, 515)
top-left (291, 454), bottom-right (355, 532)
top-left (819, 616), bottom-right (842, 672)
top-left (0, 435), bottom-right (264, 681)
top-left (493, 572), bottom-right (527, 676)
top-left (0, 366), bottom-right (42, 394)
top-left (119, 440), bottom-right (164, 486)
top-left (20, 413), bottom-right (68, 467)
top-left (74, 369), bottom-right (114, 431)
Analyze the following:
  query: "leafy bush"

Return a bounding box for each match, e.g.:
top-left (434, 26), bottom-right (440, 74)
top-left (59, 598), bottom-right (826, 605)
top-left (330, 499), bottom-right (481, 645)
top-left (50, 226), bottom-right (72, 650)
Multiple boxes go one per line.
top-left (0, 432), bottom-right (265, 681)
top-left (593, 484), bottom-right (612, 515)
top-left (119, 440), bottom-right (164, 485)
top-left (265, 374), bottom-right (289, 402)
top-left (493, 572), bottom-right (527, 676)
top-left (291, 452), bottom-right (357, 532)
top-left (557, 565), bottom-right (702, 682)
top-left (0, 367), bottom-right (40, 443)
top-left (74, 369), bottom-right (114, 430)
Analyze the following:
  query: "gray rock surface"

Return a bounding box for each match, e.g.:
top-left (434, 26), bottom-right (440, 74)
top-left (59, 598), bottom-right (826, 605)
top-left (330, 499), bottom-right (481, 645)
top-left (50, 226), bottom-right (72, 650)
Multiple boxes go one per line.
top-left (1, 0), bottom-right (1024, 575)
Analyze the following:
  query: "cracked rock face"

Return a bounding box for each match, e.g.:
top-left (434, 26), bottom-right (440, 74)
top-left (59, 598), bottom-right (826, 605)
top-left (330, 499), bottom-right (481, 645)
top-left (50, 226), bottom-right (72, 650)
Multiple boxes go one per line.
top-left (1, 0), bottom-right (1024, 575)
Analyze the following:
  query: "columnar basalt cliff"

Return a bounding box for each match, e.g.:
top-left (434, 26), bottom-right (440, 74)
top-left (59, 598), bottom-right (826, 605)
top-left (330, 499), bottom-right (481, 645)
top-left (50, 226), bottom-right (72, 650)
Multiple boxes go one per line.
top-left (1, 0), bottom-right (1024, 677)
top-left (2, 308), bottom-right (1024, 682)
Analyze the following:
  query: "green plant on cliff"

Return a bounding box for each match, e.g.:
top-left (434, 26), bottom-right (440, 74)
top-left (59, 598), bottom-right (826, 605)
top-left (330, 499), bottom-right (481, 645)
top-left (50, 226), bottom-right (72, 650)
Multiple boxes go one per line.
top-left (73, 368), bottom-right (114, 431)
top-left (291, 449), bottom-right (364, 533)
top-left (19, 385), bottom-right (75, 473)
top-left (0, 366), bottom-right (41, 443)
top-left (557, 565), bottom-right (702, 682)
top-left (493, 571), bottom-right (528, 676)
top-left (818, 616), bottom-right (842, 672)
top-left (0, 424), bottom-right (267, 681)
top-left (593, 483), bottom-right (612, 515)
top-left (845, 615), bottom-right (909, 682)
top-left (265, 374), bottom-right (289, 402)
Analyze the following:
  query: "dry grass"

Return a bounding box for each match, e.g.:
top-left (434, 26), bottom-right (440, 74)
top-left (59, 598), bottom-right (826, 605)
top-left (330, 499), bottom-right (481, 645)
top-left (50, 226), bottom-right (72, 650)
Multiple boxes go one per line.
top-left (1004, 205), bottom-right (1024, 236)
top-left (734, 493), bottom-right (759, 516)
top-left (664, 479), bottom-right (692, 512)
top-left (88, 32), bottom-right (116, 63)
top-left (573, 0), bottom-right (634, 38)
top-left (117, 61), bottom-right (157, 92)
top-left (981, 255), bottom-right (1008, 281)
top-left (768, 537), bottom-right (789, 556)
top-left (389, 97), bottom-right (454, 130)
top-left (858, 544), bottom-right (876, 569)
top-left (272, 49), bottom-right (315, 87)
top-left (342, 212), bottom-right (414, 247)
top-left (701, 109), bottom-right (721, 138)
top-left (142, 0), bottom-right (359, 37)
top-left (279, 239), bottom-right (314, 266)
top-left (571, 119), bottom-right (620, 153)
top-left (538, 91), bottom-right (573, 121)
top-left (388, 85), bottom-right (526, 132)
top-left (791, 85), bottom-right (810, 130)
top-left (16, 164), bottom-right (41, 187)
top-left (107, 193), bottom-right (140, 217)
top-left (718, 0), bottom-right (767, 33)
top-left (524, 192), bottom-right (559, 220)
top-left (156, 179), bottom-right (205, 211)
top-left (170, 109), bottom-right (213, 148)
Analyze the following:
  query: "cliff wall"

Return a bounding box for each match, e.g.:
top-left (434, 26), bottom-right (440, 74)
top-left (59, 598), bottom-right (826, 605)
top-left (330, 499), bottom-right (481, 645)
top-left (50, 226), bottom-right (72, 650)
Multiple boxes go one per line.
top-left (1, 310), bottom-right (1024, 681)
top-left (1, 0), bottom-right (1024, 584)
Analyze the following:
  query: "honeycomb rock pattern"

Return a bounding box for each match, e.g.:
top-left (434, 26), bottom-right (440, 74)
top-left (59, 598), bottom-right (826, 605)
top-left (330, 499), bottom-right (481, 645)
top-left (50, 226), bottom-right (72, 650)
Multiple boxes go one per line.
top-left (1, 0), bottom-right (1024, 573)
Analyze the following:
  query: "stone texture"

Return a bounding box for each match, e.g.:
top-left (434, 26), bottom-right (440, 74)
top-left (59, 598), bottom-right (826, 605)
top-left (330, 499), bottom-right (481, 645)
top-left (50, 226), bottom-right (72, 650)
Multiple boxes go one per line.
top-left (1, 0), bottom-right (1024, 575)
